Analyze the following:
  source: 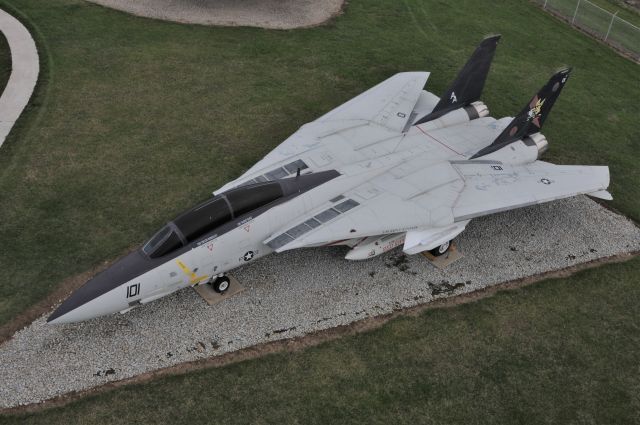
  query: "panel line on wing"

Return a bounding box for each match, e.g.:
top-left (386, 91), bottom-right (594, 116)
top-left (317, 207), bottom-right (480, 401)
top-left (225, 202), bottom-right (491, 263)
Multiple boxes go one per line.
top-left (416, 125), bottom-right (464, 156)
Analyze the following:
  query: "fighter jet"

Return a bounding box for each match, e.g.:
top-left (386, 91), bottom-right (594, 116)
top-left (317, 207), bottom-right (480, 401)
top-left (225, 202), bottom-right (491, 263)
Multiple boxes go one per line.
top-left (48, 35), bottom-right (611, 324)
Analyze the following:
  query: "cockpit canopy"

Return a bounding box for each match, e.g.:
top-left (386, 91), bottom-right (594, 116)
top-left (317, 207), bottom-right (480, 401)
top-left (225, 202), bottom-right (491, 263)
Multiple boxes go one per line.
top-left (141, 170), bottom-right (340, 259)
top-left (142, 182), bottom-right (284, 258)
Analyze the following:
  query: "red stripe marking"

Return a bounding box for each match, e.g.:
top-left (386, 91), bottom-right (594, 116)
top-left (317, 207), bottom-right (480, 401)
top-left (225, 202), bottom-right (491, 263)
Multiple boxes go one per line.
top-left (416, 125), bottom-right (464, 156)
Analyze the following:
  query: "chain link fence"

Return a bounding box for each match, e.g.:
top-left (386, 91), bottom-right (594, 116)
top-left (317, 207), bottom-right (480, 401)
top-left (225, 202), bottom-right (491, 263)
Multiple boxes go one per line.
top-left (534, 0), bottom-right (640, 61)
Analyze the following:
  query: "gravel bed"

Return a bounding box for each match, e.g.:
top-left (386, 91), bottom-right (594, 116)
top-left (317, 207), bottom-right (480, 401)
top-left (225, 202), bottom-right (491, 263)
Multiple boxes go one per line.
top-left (86, 0), bottom-right (344, 29)
top-left (1, 196), bottom-right (639, 408)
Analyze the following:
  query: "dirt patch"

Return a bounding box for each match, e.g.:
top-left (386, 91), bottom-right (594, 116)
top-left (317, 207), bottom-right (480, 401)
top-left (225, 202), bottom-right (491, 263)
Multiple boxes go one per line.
top-left (2, 249), bottom-right (637, 415)
top-left (87, 0), bottom-right (346, 29)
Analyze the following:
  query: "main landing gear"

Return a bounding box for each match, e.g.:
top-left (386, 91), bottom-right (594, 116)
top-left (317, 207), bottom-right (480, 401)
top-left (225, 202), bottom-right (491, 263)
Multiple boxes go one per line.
top-left (429, 240), bottom-right (451, 257)
top-left (421, 239), bottom-right (462, 270)
top-left (210, 275), bottom-right (231, 293)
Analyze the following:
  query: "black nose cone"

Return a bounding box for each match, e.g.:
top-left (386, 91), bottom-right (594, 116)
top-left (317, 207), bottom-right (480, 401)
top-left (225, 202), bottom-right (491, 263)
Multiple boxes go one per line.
top-left (47, 250), bottom-right (152, 324)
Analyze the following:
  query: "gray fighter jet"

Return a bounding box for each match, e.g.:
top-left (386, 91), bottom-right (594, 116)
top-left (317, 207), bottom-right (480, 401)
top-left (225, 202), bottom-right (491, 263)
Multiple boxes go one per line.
top-left (48, 36), bottom-right (610, 324)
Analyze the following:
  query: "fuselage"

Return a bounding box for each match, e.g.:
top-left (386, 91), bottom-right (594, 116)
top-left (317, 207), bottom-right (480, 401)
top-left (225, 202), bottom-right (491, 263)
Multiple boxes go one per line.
top-left (47, 100), bottom-right (538, 324)
top-left (47, 43), bottom-right (606, 325)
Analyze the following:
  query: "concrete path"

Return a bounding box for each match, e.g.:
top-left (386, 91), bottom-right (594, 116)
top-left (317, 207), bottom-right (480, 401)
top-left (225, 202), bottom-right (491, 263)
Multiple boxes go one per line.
top-left (0, 7), bottom-right (38, 149)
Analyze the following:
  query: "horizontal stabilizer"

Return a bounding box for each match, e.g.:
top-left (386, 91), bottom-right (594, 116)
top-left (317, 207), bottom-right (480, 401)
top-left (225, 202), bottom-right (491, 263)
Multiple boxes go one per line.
top-left (588, 190), bottom-right (613, 200)
top-left (452, 160), bottom-right (610, 221)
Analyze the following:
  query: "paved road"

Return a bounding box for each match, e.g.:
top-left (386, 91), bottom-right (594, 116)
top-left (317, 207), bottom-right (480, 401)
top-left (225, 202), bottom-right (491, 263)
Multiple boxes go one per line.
top-left (0, 7), bottom-right (38, 149)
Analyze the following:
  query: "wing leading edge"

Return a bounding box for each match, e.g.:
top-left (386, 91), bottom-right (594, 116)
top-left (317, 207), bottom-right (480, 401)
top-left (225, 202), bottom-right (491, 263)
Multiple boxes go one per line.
top-left (214, 72), bottom-right (430, 193)
top-left (316, 72), bottom-right (430, 132)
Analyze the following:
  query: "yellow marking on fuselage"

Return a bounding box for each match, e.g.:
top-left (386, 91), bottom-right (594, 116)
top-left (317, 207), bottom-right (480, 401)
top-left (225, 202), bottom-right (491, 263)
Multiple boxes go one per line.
top-left (176, 260), bottom-right (209, 285)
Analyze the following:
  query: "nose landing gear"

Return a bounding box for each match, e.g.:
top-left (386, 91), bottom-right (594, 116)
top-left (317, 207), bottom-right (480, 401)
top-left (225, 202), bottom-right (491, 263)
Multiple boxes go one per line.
top-left (210, 275), bottom-right (231, 293)
top-left (193, 274), bottom-right (245, 305)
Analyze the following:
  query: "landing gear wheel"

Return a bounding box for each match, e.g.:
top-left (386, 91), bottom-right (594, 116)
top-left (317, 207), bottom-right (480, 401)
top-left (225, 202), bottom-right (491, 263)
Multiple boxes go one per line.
top-left (430, 240), bottom-right (451, 257)
top-left (212, 276), bottom-right (231, 293)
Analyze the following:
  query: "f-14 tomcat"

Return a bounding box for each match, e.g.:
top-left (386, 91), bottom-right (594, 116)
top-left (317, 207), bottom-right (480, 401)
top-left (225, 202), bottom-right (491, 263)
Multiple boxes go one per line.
top-left (48, 36), bottom-right (611, 324)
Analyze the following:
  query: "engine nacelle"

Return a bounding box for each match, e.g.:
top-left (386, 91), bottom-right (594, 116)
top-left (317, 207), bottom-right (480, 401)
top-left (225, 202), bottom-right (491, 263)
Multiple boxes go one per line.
top-left (524, 132), bottom-right (548, 157)
top-left (418, 101), bottom-right (489, 131)
top-left (467, 100), bottom-right (490, 119)
top-left (477, 132), bottom-right (548, 165)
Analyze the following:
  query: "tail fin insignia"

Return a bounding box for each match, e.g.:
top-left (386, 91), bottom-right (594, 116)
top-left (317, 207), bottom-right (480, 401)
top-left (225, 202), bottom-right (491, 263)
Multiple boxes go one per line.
top-left (470, 68), bottom-right (571, 159)
top-left (528, 96), bottom-right (545, 128)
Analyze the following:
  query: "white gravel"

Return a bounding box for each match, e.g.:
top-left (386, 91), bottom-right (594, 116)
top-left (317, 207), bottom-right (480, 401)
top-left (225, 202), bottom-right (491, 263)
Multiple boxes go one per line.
top-left (1, 196), bottom-right (639, 408)
top-left (86, 0), bottom-right (345, 29)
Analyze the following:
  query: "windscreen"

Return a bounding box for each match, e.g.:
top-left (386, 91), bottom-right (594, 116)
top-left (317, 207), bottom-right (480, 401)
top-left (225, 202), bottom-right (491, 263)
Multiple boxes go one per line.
top-left (142, 226), bottom-right (182, 258)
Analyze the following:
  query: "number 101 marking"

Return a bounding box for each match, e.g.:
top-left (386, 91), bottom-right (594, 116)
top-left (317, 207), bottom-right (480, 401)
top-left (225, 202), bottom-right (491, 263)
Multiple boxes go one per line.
top-left (127, 283), bottom-right (140, 298)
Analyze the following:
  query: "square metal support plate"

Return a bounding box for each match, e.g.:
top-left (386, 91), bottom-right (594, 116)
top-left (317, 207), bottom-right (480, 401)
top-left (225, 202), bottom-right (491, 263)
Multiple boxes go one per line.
top-left (420, 242), bottom-right (463, 269)
top-left (192, 275), bottom-right (245, 306)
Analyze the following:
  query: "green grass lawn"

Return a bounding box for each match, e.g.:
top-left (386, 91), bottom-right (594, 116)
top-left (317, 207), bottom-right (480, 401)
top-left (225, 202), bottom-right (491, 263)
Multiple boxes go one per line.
top-left (539, 0), bottom-right (640, 26)
top-left (0, 0), bottom-right (638, 421)
top-left (536, 0), bottom-right (640, 55)
top-left (4, 257), bottom-right (639, 424)
top-left (590, 0), bottom-right (640, 25)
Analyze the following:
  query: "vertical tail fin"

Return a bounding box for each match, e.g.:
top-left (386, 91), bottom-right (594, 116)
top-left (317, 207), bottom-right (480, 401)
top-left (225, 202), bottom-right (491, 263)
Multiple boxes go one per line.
top-left (470, 68), bottom-right (571, 159)
top-left (415, 35), bottom-right (500, 125)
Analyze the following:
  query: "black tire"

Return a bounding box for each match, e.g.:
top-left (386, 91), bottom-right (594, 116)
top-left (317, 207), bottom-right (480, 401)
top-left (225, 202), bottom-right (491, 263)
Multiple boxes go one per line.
top-left (212, 276), bottom-right (231, 293)
top-left (430, 240), bottom-right (451, 257)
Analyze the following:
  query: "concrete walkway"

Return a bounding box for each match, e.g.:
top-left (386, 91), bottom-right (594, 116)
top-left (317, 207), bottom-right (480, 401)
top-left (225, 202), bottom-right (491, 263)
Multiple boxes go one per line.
top-left (0, 7), bottom-right (38, 149)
